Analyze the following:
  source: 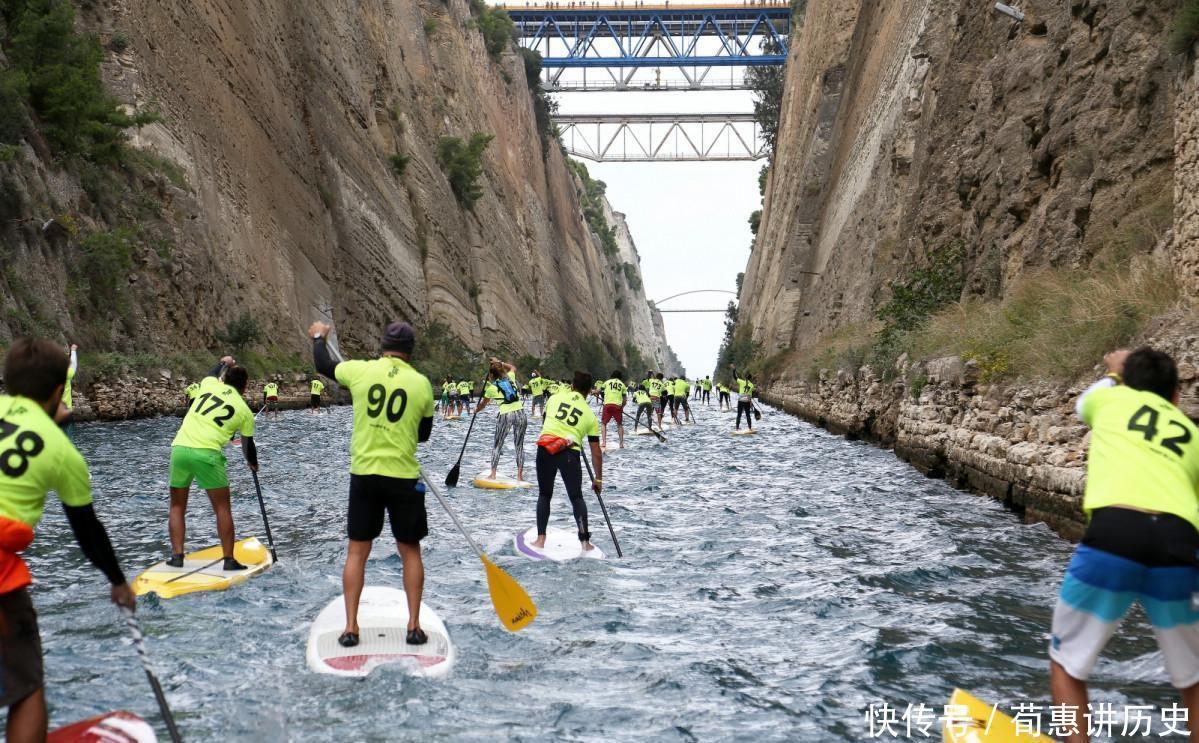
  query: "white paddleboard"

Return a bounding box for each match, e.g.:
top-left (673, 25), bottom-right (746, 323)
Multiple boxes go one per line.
top-left (514, 526), bottom-right (605, 562)
top-left (632, 429), bottom-right (659, 436)
top-left (49, 712), bottom-right (157, 742)
top-left (307, 586), bottom-right (455, 678)
top-left (472, 471), bottom-right (532, 489)
top-left (731, 429), bottom-right (758, 436)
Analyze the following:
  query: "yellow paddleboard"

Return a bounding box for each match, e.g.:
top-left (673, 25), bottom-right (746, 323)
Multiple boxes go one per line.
top-left (731, 429), bottom-right (758, 436)
top-left (943, 689), bottom-right (1056, 742)
top-left (133, 537), bottom-right (274, 599)
top-left (472, 471), bottom-right (532, 490)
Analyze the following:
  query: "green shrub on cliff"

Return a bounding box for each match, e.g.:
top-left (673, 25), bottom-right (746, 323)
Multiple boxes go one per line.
top-left (1172, 0), bottom-right (1199, 54)
top-left (869, 240), bottom-right (966, 375)
top-left (1, 0), bottom-right (158, 163)
top-left (521, 48), bottom-right (558, 145)
top-left (468, 0), bottom-right (517, 60)
top-left (437, 133), bottom-right (493, 207)
top-left (567, 158), bottom-right (619, 256)
top-left (411, 321), bottom-right (478, 383)
top-left (216, 312), bottom-right (264, 351)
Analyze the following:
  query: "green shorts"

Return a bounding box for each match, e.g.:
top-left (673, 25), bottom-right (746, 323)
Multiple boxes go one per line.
top-left (169, 446), bottom-right (229, 490)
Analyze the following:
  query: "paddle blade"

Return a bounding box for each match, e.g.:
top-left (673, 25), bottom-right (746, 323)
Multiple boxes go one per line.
top-left (445, 463), bottom-right (461, 487)
top-left (480, 554), bottom-right (536, 631)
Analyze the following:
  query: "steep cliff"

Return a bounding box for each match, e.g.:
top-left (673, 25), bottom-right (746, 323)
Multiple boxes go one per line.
top-left (0, 0), bottom-right (677, 375)
top-left (733, 0), bottom-right (1199, 539)
top-left (743, 0), bottom-right (1176, 351)
top-left (604, 202), bottom-right (685, 376)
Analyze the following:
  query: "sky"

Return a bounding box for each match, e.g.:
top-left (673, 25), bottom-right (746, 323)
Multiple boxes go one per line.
top-left (555, 92), bottom-right (763, 378)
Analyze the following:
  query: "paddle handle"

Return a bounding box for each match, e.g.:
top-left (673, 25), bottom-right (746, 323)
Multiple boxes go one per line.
top-left (122, 608), bottom-right (184, 743)
top-left (250, 470), bottom-right (278, 562)
top-left (579, 447), bottom-right (622, 558)
top-left (420, 474), bottom-right (485, 560)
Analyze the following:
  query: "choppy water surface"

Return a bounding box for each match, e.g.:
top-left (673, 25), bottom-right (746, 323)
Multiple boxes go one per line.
top-left (28, 403), bottom-right (1175, 740)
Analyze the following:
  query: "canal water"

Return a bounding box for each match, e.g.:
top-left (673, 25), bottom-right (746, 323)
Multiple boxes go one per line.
top-left (27, 401), bottom-right (1174, 741)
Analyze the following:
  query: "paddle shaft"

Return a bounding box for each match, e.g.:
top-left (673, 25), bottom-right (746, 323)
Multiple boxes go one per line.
top-left (420, 474), bottom-right (485, 559)
top-left (578, 446), bottom-right (622, 558)
top-left (250, 470), bottom-right (278, 561)
top-left (620, 409), bottom-right (666, 442)
top-left (122, 608), bottom-right (183, 743)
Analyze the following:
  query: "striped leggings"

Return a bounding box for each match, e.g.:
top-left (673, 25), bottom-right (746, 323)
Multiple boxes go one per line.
top-left (492, 409), bottom-right (528, 472)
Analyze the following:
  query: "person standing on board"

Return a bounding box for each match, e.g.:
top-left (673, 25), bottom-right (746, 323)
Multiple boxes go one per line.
top-left (532, 372), bottom-right (603, 552)
top-left (309, 320), bottom-right (434, 648)
top-left (632, 385), bottom-right (654, 431)
top-left (263, 380), bottom-right (280, 419)
top-left (1049, 348), bottom-right (1199, 743)
top-left (309, 376), bottom-right (325, 413)
top-left (456, 379), bottom-right (472, 416)
top-left (600, 370), bottom-right (627, 449)
top-left (60, 343), bottom-right (78, 438)
top-left (675, 376), bottom-right (692, 423)
top-left (529, 370), bottom-right (550, 419)
top-left (654, 372), bottom-right (670, 428)
top-left (702, 375), bottom-right (712, 405)
top-left (475, 358), bottom-right (527, 482)
top-left (167, 355), bottom-right (258, 570)
top-left (732, 365), bottom-right (755, 431)
top-left (0, 339), bottom-right (136, 743)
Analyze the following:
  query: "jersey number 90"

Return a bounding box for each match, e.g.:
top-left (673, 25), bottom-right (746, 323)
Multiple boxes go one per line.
top-left (367, 384), bottom-right (408, 423)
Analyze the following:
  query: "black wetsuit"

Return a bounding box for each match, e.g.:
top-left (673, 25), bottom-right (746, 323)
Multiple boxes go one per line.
top-left (535, 447), bottom-right (592, 542)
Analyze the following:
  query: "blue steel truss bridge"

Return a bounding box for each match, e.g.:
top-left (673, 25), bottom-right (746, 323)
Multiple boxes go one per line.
top-left (503, 2), bottom-right (789, 91)
top-left (501, 2), bottom-right (790, 161)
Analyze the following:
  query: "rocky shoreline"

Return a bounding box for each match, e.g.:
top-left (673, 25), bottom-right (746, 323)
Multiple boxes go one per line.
top-left (762, 358), bottom-right (1111, 541)
top-left (69, 373), bottom-right (347, 422)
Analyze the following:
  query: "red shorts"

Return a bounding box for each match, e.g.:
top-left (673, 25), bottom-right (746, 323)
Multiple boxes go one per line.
top-left (602, 404), bottom-right (623, 425)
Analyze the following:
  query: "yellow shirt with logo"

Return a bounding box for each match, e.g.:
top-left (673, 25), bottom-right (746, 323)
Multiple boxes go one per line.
top-left (457, 381), bottom-right (471, 396)
top-left (0, 396), bottom-right (92, 527)
top-left (540, 391), bottom-right (599, 452)
top-left (602, 379), bottom-right (627, 406)
top-left (263, 382), bottom-right (279, 397)
top-left (634, 390), bottom-right (651, 405)
top-left (311, 379), bottom-right (325, 396)
top-left (529, 377), bottom-right (551, 396)
top-left (1081, 384), bottom-right (1199, 530)
top-left (172, 377), bottom-right (255, 451)
top-left (335, 358), bottom-right (434, 479)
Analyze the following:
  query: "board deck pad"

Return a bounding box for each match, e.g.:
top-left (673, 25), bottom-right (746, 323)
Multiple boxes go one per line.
top-left (133, 537), bottom-right (273, 599)
top-left (472, 471), bottom-right (532, 490)
top-left (515, 526), bottom-right (605, 562)
top-left (307, 586), bottom-right (454, 678)
top-left (48, 711), bottom-right (157, 743)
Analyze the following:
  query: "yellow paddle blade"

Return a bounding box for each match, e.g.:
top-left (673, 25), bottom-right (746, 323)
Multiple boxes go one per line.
top-left (481, 554), bottom-right (537, 631)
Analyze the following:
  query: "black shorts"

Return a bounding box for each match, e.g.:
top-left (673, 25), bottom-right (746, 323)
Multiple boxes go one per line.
top-left (657, 396), bottom-right (668, 411)
top-left (347, 475), bottom-right (428, 543)
top-left (0, 587), bottom-right (42, 707)
top-left (1084, 507), bottom-right (1199, 567)
top-left (310, 394), bottom-right (321, 406)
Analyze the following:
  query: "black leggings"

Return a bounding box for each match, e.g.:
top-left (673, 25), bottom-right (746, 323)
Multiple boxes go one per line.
top-left (535, 447), bottom-right (590, 542)
top-left (737, 400), bottom-right (754, 429)
top-left (702, 390), bottom-right (710, 403)
top-left (634, 403), bottom-right (654, 427)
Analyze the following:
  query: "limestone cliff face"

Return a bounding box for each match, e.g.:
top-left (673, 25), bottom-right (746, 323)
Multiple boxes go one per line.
top-left (604, 202), bottom-right (685, 376)
top-left (742, 0), bottom-right (1176, 351)
top-left (0, 0), bottom-right (676, 370)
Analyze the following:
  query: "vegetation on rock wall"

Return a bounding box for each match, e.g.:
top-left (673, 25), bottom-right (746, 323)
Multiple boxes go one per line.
top-left (437, 133), bottom-right (493, 207)
top-left (1172, 0), bottom-right (1199, 53)
top-left (0, 0), bottom-right (158, 163)
top-left (567, 158), bottom-right (618, 256)
top-left (468, 0), bottom-right (517, 60)
top-left (520, 49), bottom-right (558, 145)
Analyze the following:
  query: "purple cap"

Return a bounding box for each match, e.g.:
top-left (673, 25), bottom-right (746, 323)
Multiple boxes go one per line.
top-left (381, 322), bottom-right (415, 353)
